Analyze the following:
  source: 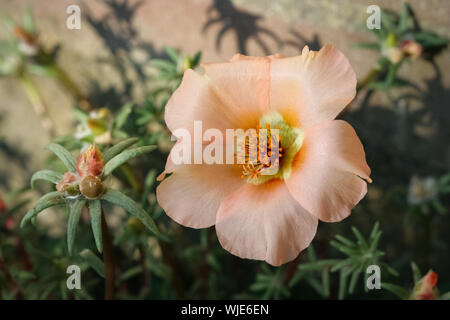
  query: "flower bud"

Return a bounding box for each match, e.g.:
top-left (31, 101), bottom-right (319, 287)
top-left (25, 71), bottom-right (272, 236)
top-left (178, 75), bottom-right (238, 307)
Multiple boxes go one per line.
top-left (412, 270), bottom-right (439, 300)
top-left (79, 175), bottom-right (104, 199)
top-left (178, 56), bottom-right (193, 73)
top-left (56, 172), bottom-right (79, 195)
top-left (407, 176), bottom-right (438, 205)
top-left (13, 26), bottom-right (38, 56)
top-left (386, 47), bottom-right (404, 64)
top-left (76, 144), bottom-right (104, 177)
top-left (401, 40), bottom-right (422, 59)
top-left (385, 33), bottom-right (397, 48)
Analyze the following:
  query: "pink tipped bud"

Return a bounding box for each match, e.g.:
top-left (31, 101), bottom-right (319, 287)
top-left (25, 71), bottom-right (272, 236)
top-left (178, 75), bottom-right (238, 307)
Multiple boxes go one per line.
top-left (76, 144), bottom-right (104, 177)
top-left (401, 40), bottom-right (423, 59)
top-left (412, 270), bottom-right (439, 300)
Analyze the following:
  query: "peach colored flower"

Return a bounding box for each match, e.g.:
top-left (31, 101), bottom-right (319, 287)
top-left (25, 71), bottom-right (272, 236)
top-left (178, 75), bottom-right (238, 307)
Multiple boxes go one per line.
top-left (412, 270), bottom-right (439, 300)
top-left (76, 144), bottom-right (104, 177)
top-left (157, 45), bottom-right (372, 266)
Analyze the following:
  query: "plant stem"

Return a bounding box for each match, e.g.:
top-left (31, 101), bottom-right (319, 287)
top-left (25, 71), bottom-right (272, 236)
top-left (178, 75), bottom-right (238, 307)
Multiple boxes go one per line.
top-left (49, 64), bottom-right (93, 112)
top-left (356, 67), bottom-right (380, 94)
top-left (19, 72), bottom-right (55, 137)
top-left (101, 212), bottom-right (116, 300)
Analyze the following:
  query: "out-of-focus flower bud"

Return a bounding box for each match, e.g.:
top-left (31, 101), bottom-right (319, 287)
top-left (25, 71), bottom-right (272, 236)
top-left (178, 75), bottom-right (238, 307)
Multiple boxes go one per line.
top-left (178, 56), bottom-right (193, 73)
top-left (385, 33), bottom-right (397, 48)
top-left (13, 26), bottom-right (38, 56)
top-left (76, 144), bottom-right (104, 177)
top-left (56, 172), bottom-right (79, 195)
top-left (5, 217), bottom-right (15, 230)
top-left (412, 270), bottom-right (439, 300)
top-left (0, 195), bottom-right (6, 213)
top-left (408, 176), bottom-right (438, 205)
top-left (94, 131), bottom-right (112, 145)
top-left (80, 175), bottom-right (104, 199)
top-left (401, 40), bottom-right (423, 59)
top-left (386, 47), bottom-right (404, 64)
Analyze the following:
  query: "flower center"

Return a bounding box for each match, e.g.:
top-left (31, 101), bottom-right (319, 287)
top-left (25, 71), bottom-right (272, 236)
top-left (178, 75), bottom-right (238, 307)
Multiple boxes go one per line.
top-left (237, 112), bottom-right (303, 185)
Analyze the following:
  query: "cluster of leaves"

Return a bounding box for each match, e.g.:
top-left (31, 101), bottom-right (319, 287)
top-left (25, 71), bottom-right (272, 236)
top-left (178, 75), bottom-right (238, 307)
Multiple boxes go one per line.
top-left (357, 3), bottom-right (448, 91)
top-left (287, 223), bottom-right (397, 299)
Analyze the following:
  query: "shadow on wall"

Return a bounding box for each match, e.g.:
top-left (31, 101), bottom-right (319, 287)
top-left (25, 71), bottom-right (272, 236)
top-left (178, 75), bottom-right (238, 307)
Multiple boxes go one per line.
top-left (202, 0), bottom-right (282, 54)
top-left (83, 0), bottom-right (170, 111)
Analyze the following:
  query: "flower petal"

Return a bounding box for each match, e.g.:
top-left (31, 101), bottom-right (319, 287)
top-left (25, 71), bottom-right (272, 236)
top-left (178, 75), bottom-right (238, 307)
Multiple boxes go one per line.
top-left (202, 58), bottom-right (270, 129)
top-left (286, 120), bottom-right (371, 222)
top-left (215, 180), bottom-right (318, 266)
top-left (156, 164), bottom-right (243, 229)
top-left (164, 69), bottom-right (231, 135)
top-left (270, 45), bottom-right (357, 128)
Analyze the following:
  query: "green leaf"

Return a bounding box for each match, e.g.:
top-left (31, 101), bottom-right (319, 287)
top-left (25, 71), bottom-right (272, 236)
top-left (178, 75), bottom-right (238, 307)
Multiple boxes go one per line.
top-left (141, 169), bottom-right (157, 206)
top-left (23, 6), bottom-right (34, 32)
top-left (165, 47), bottom-right (180, 63)
top-left (321, 269), bottom-right (330, 298)
top-left (101, 189), bottom-right (161, 238)
top-left (46, 143), bottom-right (77, 172)
top-left (103, 145), bottom-right (156, 177)
top-left (298, 259), bottom-right (338, 272)
top-left (151, 59), bottom-right (177, 72)
top-left (88, 200), bottom-right (102, 253)
top-left (397, 3), bottom-right (412, 34)
top-left (356, 42), bottom-right (380, 51)
top-left (192, 51), bottom-right (202, 66)
top-left (369, 221), bottom-right (380, 239)
top-left (31, 170), bottom-right (63, 189)
top-left (21, 191), bottom-right (65, 227)
top-left (381, 282), bottom-right (410, 299)
top-left (349, 264), bottom-right (363, 294)
top-left (115, 102), bottom-right (134, 129)
top-left (103, 137), bottom-right (139, 162)
top-left (331, 259), bottom-right (351, 273)
top-left (335, 235), bottom-right (356, 247)
top-left (67, 199), bottom-right (86, 256)
top-left (338, 269), bottom-right (349, 300)
top-left (411, 262), bottom-right (422, 283)
top-left (116, 266), bottom-right (141, 284)
top-left (439, 291), bottom-right (450, 300)
top-left (80, 249), bottom-right (105, 278)
top-left (351, 227), bottom-right (369, 250)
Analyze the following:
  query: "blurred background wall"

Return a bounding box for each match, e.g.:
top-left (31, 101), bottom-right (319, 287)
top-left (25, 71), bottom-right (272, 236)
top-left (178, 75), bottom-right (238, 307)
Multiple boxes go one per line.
top-left (0, 0), bottom-right (449, 190)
